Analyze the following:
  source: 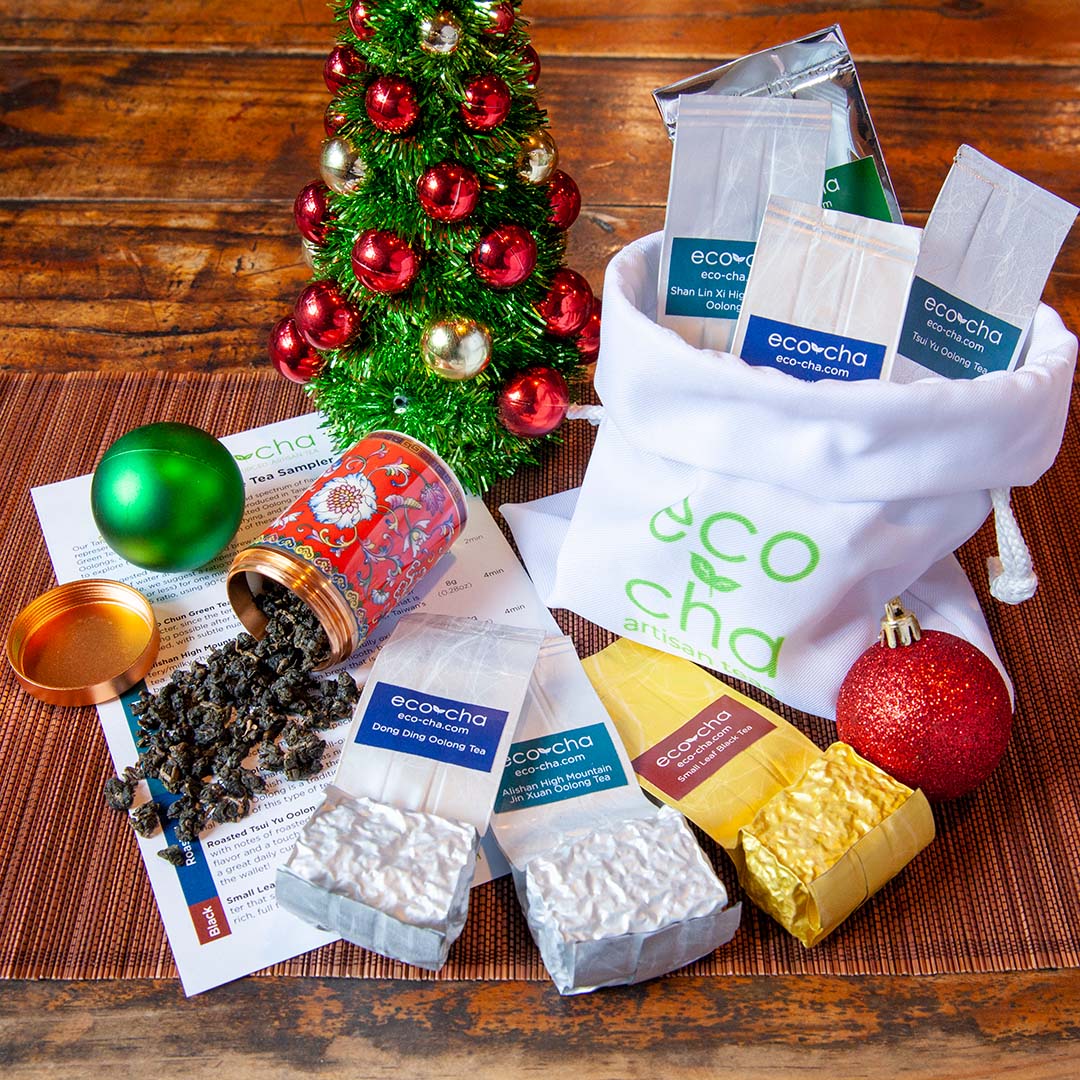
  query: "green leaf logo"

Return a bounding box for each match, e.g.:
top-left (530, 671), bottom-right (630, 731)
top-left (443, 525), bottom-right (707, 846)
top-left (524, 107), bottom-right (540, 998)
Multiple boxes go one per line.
top-left (691, 552), bottom-right (740, 594)
top-left (233, 452), bottom-right (254, 461)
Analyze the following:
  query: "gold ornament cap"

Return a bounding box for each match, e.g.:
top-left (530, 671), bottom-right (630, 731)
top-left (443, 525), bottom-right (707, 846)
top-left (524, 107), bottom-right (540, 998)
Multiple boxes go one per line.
top-left (878, 597), bottom-right (922, 648)
top-left (6, 579), bottom-right (160, 707)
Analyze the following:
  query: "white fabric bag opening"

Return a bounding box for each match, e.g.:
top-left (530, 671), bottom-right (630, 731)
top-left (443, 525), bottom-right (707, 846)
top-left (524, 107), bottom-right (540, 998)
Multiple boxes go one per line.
top-left (503, 232), bottom-right (1076, 719)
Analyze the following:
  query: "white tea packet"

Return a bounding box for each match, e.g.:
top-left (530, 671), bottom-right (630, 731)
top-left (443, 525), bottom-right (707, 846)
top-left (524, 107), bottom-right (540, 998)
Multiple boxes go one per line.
top-left (654, 25), bottom-right (902, 225)
top-left (892, 144), bottom-right (1078, 382)
top-left (277, 613), bottom-right (544, 970)
top-left (490, 636), bottom-right (740, 994)
top-left (657, 95), bottom-right (831, 353)
top-left (731, 195), bottom-right (921, 382)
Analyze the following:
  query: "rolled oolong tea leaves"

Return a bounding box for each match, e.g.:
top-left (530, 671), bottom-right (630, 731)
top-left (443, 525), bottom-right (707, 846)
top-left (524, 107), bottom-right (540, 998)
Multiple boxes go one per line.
top-left (103, 583), bottom-right (359, 860)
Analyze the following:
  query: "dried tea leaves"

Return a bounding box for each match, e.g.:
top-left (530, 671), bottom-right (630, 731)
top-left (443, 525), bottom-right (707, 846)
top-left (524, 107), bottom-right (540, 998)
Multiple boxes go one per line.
top-left (104, 583), bottom-right (359, 860)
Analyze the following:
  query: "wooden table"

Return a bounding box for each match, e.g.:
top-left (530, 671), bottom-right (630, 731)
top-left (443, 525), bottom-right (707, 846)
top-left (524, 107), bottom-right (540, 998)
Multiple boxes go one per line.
top-left (2, 3), bottom-right (1079, 1076)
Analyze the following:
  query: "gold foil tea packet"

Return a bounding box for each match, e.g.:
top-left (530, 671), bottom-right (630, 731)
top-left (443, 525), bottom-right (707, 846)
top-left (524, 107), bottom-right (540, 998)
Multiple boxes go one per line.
top-left (491, 637), bottom-right (740, 994)
top-left (583, 639), bottom-right (934, 947)
top-left (730, 195), bottom-right (921, 382)
top-left (278, 613), bottom-right (544, 970)
top-left (654, 25), bottom-right (902, 224)
top-left (892, 144), bottom-right (1078, 382)
top-left (734, 742), bottom-right (934, 947)
top-left (657, 95), bottom-right (831, 353)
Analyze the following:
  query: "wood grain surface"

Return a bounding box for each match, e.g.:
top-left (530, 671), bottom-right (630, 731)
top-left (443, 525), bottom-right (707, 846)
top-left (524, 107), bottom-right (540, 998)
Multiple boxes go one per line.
top-left (2, 1), bottom-right (1079, 1075)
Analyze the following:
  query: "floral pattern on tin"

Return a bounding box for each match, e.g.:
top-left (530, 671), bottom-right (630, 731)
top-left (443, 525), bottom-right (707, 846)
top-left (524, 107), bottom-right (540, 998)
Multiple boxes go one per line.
top-left (310, 473), bottom-right (378, 528)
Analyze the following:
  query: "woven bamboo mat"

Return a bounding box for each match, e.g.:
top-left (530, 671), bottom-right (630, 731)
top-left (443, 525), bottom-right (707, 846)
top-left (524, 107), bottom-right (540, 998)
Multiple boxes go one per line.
top-left (1, 370), bottom-right (1078, 983)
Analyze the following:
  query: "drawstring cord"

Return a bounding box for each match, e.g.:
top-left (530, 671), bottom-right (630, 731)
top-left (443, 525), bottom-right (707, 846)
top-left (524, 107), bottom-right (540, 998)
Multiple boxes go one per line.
top-left (987, 487), bottom-right (1038, 603)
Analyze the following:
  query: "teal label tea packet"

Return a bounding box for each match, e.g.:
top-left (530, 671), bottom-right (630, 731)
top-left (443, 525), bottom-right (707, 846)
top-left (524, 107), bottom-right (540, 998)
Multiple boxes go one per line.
top-left (731, 195), bottom-right (921, 383)
top-left (654, 25), bottom-right (902, 225)
top-left (490, 637), bottom-right (740, 994)
top-left (657, 95), bottom-right (830, 353)
top-left (892, 145), bottom-right (1078, 381)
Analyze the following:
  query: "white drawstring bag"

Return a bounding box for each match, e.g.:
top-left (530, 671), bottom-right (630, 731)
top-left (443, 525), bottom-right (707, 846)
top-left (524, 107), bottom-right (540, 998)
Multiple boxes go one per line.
top-left (502, 232), bottom-right (1076, 719)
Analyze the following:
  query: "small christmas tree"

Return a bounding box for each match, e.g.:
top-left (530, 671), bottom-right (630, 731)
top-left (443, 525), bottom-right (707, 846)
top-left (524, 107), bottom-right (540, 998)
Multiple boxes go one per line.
top-left (269, 0), bottom-right (600, 493)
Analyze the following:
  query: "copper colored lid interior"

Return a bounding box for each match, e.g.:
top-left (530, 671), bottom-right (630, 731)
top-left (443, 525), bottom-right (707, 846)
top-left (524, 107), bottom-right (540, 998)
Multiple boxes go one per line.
top-left (6, 579), bottom-right (160, 707)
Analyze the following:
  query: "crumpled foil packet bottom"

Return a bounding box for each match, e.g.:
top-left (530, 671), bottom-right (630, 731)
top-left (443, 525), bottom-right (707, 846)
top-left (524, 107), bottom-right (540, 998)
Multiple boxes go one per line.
top-left (276, 786), bottom-right (479, 971)
top-left (519, 805), bottom-right (741, 994)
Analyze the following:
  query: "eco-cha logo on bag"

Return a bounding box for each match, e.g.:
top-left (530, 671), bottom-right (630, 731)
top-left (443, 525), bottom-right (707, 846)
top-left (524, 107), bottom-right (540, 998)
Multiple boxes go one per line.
top-left (623, 498), bottom-right (820, 689)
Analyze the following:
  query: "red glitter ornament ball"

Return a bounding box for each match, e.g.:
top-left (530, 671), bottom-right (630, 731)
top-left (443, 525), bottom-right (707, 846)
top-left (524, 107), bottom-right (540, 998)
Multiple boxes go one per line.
top-left (547, 170), bottom-right (581, 230)
top-left (536, 268), bottom-right (593, 337)
top-left (293, 181), bottom-right (331, 244)
top-left (324, 101), bottom-right (349, 136)
top-left (836, 599), bottom-right (1013, 801)
top-left (471, 225), bottom-right (537, 289)
top-left (269, 316), bottom-right (323, 384)
top-left (417, 162), bottom-right (481, 222)
top-left (520, 44), bottom-right (540, 86)
top-left (483, 2), bottom-right (515, 35)
top-left (324, 43), bottom-right (365, 94)
top-left (351, 229), bottom-right (420, 294)
top-left (366, 75), bottom-right (419, 134)
top-left (348, 1), bottom-right (376, 41)
top-left (460, 73), bottom-right (512, 131)
top-left (294, 280), bottom-right (362, 350)
top-left (498, 366), bottom-right (570, 437)
top-left (576, 298), bottom-right (601, 362)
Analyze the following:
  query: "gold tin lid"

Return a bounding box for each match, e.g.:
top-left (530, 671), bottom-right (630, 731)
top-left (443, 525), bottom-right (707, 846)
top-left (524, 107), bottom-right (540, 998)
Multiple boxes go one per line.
top-left (6, 579), bottom-right (160, 707)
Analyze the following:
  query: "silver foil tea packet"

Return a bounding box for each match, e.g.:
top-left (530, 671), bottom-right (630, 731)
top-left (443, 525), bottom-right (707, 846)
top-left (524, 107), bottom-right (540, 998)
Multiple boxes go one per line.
top-left (731, 195), bottom-right (921, 382)
top-left (657, 95), bottom-right (831, 353)
top-left (277, 613), bottom-right (544, 970)
top-left (654, 24), bottom-right (901, 225)
top-left (491, 637), bottom-right (740, 994)
top-left (892, 144), bottom-right (1078, 381)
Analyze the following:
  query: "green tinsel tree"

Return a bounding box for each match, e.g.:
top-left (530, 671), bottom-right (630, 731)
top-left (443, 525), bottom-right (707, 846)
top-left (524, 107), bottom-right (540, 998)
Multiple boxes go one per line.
top-left (269, 0), bottom-right (598, 494)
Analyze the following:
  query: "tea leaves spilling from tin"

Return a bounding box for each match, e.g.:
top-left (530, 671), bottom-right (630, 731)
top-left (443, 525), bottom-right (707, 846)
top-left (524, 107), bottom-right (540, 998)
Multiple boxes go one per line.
top-left (103, 583), bottom-right (359, 860)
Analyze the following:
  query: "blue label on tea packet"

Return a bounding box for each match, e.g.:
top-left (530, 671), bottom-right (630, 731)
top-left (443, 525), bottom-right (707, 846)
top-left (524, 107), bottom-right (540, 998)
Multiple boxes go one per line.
top-left (740, 315), bottom-right (887, 382)
top-left (355, 681), bottom-right (509, 774)
top-left (898, 276), bottom-right (1022, 379)
top-left (494, 723), bottom-right (628, 813)
top-left (665, 237), bottom-right (756, 319)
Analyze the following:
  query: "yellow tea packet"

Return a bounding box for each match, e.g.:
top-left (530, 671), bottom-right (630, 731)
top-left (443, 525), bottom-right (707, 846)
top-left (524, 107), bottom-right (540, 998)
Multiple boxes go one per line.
top-left (581, 638), bottom-right (820, 851)
top-left (583, 638), bottom-right (934, 947)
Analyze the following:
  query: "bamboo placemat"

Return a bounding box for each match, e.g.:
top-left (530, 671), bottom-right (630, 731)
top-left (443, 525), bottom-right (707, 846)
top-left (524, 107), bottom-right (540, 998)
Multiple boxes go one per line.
top-left (1, 371), bottom-right (1078, 983)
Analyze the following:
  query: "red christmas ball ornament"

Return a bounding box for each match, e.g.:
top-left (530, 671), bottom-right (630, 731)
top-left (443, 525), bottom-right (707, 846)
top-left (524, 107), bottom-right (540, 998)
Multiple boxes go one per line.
top-left (324, 101), bottom-right (349, 136)
top-left (498, 366), bottom-right (570, 437)
top-left (348, 1), bottom-right (376, 41)
top-left (836, 598), bottom-right (1013, 801)
top-left (351, 229), bottom-right (420, 294)
top-left (520, 44), bottom-right (540, 86)
top-left (460, 73), bottom-right (512, 131)
top-left (471, 225), bottom-right (537, 289)
top-left (547, 169), bottom-right (581, 230)
top-left (483, 2), bottom-right (515, 36)
top-left (269, 316), bottom-right (323, 384)
top-left (293, 280), bottom-right (362, 350)
top-left (417, 161), bottom-right (481, 223)
top-left (366, 75), bottom-right (419, 134)
top-left (324, 43), bottom-right (365, 94)
top-left (576, 298), bottom-right (601, 362)
top-left (293, 181), bottom-right (331, 244)
top-left (536, 268), bottom-right (594, 337)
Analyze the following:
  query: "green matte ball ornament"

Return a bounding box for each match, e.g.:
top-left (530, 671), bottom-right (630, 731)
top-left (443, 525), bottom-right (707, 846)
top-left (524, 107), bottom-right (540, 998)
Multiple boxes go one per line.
top-left (91, 422), bottom-right (245, 572)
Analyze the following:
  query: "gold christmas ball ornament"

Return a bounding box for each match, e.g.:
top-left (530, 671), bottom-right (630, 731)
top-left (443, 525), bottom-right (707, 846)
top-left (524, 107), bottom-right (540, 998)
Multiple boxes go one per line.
top-left (419, 11), bottom-right (463, 55)
top-left (420, 317), bottom-right (493, 380)
top-left (301, 238), bottom-right (320, 270)
top-left (516, 130), bottom-right (558, 185)
top-left (319, 136), bottom-right (367, 195)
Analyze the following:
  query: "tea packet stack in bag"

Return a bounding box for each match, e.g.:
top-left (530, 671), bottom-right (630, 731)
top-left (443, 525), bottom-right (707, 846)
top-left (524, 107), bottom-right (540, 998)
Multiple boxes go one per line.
top-left (892, 144), bottom-right (1078, 381)
top-left (491, 636), bottom-right (740, 994)
top-left (731, 195), bottom-right (921, 382)
top-left (583, 638), bottom-right (934, 948)
top-left (277, 613), bottom-right (544, 970)
top-left (657, 95), bottom-right (831, 352)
